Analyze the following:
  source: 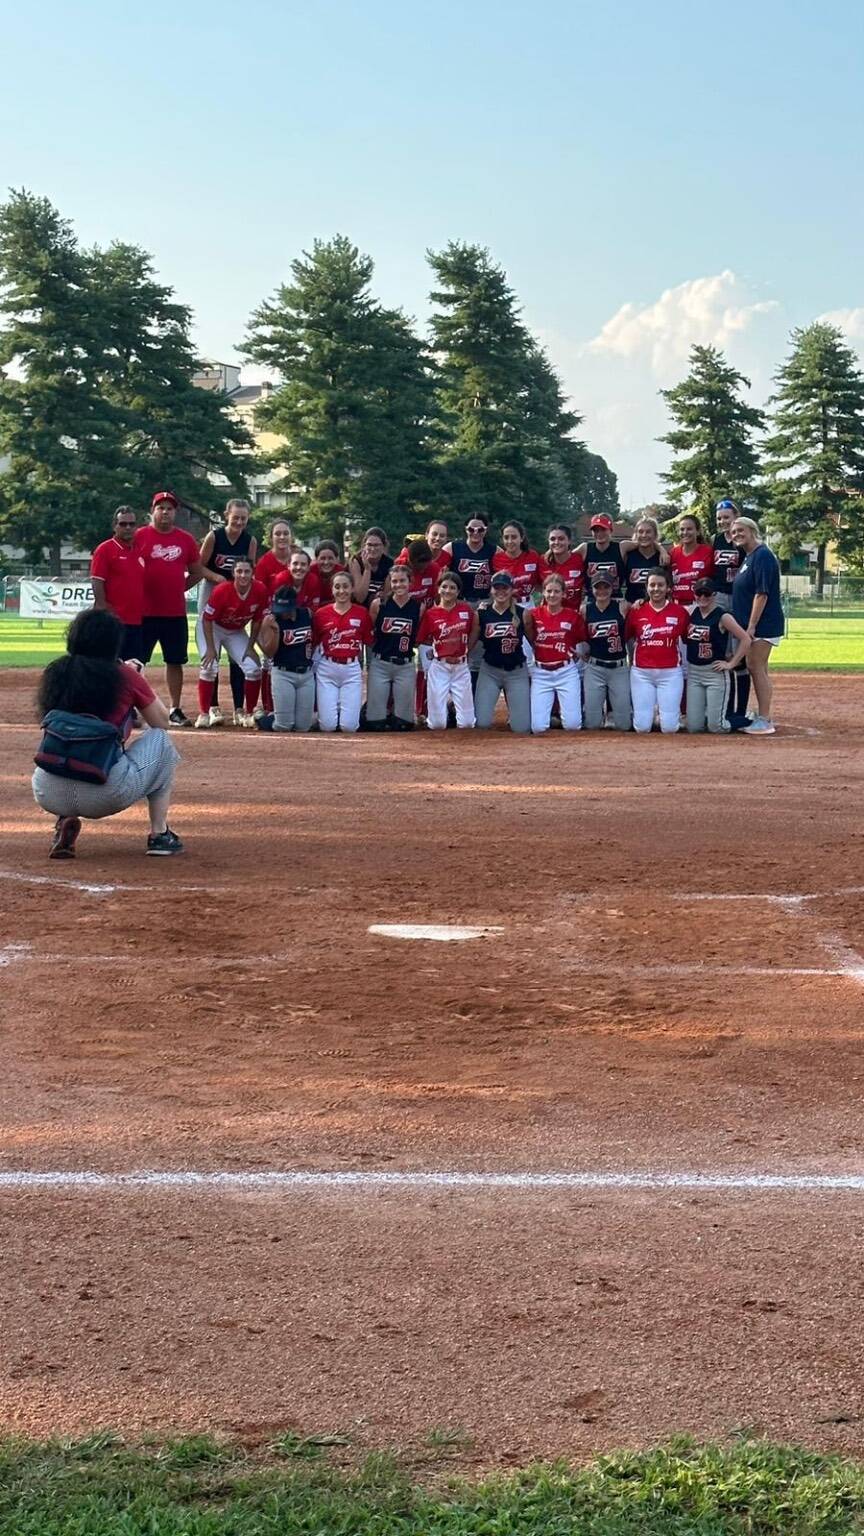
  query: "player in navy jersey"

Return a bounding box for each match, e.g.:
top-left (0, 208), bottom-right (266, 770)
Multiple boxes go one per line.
top-left (474, 572), bottom-right (531, 733)
top-left (621, 516), bottom-right (670, 602)
top-left (713, 498), bottom-right (751, 724)
top-left (685, 578), bottom-right (751, 733)
top-left (576, 514), bottom-right (627, 593)
top-left (366, 564), bottom-right (422, 729)
top-left (256, 584), bottom-right (315, 732)
top-left (197, 499), bottom-right (257, 724)
top-left (443, 516), bottom-right (501, 682)
top-left (582, 573), bottom-right (632, 730)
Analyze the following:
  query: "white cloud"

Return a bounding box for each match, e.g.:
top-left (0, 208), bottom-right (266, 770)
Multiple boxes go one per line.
top-left (531, 271), bottom-right (788, 508)
top-left (587, 270), bottom-right (779, 378)
top-left (818, 308), bottom-right (864, 343)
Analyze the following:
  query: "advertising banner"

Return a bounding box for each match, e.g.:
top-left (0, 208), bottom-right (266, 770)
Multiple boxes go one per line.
top-left (19, 579), bottom-right (95, 619)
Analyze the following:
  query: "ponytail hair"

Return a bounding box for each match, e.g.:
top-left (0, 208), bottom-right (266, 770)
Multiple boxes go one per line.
top-left (36, 609), bottom-right (123, 719)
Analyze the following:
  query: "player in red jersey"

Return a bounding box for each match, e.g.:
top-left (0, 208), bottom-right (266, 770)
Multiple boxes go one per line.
top-left (396, 538), bottom-right (449, 718)
top-left (492, 521), bottom-right (543, 606)
top-left (670, 515), bottom-right (714, 605)
top-left (524, 571), bottom-right (589, 731)
top-left (416, 572), bottom-right (478, 729)
top-left (255, 518), bottom-right (295, 596)
top-left (539, 524), bottom-right (586, 609)
top-left (134, 491), bottom-right (204, 728)
top-left (90, 506), bottom-right (146, 660)
top-left (196, 557), bottom-right (267, 728)
top-left (302, 540), bottom-right (346, 611)
top-left (312, 571), bottom-right (374, 732)
top-left (393, 518), bottom-right (450, 565)
top-left (625, 568), bottom-right (689, 732)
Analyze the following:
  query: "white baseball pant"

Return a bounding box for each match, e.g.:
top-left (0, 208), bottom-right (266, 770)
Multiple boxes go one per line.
top-left (630, 665), bottom-right (683, 733)
top-left (316, 656), bottom-right (363, 732)
top-left (530, 663), bottom-right (582, 732)
top-left (426, 658), bottom-right (475, 728)
top-left (199, 625), bottom-right (261, 681)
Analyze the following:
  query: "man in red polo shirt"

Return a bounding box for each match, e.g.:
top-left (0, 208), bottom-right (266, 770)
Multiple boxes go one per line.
top-left (90, 506), bottom-right (147, 660)
top-left (135, 491), bottom-right (204, 728)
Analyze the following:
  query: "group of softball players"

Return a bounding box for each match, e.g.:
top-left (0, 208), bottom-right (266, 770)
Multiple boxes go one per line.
top-left (191, 496), bottom-right (785, 737)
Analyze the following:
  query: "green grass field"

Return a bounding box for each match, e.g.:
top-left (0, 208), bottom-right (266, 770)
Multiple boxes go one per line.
top-left (3, 611), bottom-right (864, 671)
top-left (1, 1434), bottom-right (863, 1535)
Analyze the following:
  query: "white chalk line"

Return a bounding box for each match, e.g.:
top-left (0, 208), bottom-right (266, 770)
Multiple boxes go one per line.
top-left (1, 942), bottom-right (861, 984)
top-left (3, 1167), bottom-right (864, 1194)
top-left (0, 868), bottom-right (217, 896)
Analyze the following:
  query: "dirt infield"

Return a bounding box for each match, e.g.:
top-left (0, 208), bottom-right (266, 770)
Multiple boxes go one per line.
top-left (2, 669), bottom-right (864, 1463)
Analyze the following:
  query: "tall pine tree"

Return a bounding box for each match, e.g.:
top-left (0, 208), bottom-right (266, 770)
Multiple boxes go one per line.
top-left (764, 323), bottom-right (864, 589)
top-left (659, 344), bottom-right (763, 516)
top-left (0, 191), bottom-right (256, 568)
top-left (0, 191), bottom-right (123, 569)
top-left (91, 241), bottom-right (256, 514)
top-left (427, 241), bottom-right (587, 543)
top-left (243, 235), bottom-right (437, 547)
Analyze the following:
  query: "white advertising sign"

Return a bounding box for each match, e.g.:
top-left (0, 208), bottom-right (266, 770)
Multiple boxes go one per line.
top-left (19, 579), bottom-right (95, 619)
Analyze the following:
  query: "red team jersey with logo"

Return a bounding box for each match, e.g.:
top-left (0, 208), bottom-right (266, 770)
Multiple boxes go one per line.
top-left (625, 601), bottom-right (689, 667)
top-left (203, 578), bottom-right (269, 632)
top-left (255, 550), bottom-right (293, 596)
top-left (492, 549), bottom-right (543, 604)
top-left (670, 544), bottom-right (714, 604)
top-left (134, 525), bottom-right (200, 617)
top-left (530, 605), bottom-right (587, 665)
top-left (312, 602), bottom-right (373, 662)
top-left (90, 537), bottom-right (146, 625)
top-left (539, 553), bottom-right (586, 608)
top-left (301, 564), bottom-right (346, 611)
top-left (416, 604), bottom-right (475, 661)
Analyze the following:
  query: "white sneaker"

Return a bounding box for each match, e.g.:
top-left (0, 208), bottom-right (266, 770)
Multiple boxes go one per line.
top-left (209, 705), bottom-right (224, 726)
top-left (232, 708), bottom-right (245, 727)
top-left (742, 716), bottom-right (776, 735)
top-left (194, 712), bottom-right (211, 730)
top-left (252, 703), bottom-right (265, 720)
top-left (238, 710), bottom-right (256, 728)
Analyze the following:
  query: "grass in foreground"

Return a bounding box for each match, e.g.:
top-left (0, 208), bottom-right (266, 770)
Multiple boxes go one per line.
top-left (4, 612), bottom-right (864, 670)
top-left (1, 1434), bottom-right (864, 1534)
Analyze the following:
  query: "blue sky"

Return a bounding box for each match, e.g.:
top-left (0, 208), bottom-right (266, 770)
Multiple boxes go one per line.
top-left (2, 0), bottom-right (862, 504)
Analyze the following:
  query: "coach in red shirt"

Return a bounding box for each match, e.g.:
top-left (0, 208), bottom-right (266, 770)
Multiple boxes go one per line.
top-left (134, 491), bottom-right (204, 729)
top-left (90, 506), bottom-right (146, 661)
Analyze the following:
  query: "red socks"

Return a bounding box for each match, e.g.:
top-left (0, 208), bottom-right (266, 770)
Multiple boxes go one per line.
top-left (244, 678), bottom-right (261, 713)
top-left (198, 679), bottom-right (216, 713)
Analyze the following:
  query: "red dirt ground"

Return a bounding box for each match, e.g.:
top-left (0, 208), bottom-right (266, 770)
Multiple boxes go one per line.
top-left (2, 669), bottom-right (864, 1463)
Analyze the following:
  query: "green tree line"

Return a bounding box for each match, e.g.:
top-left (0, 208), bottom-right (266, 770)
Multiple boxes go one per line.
top-left (0, 192), bottom-right (619, 568)
top-left (658, 332), bottom-right (864, 591)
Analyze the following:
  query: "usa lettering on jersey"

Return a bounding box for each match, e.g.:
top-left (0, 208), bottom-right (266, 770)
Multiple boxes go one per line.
top-left (590, 618), bottom-right (623, 653)
top-left (280, 624), bottom-right (312, 647)
top-left (458, 557), bottom-right (491, 588)
top-left (485, 617), bottom-right (519, 653)
top-left (687, 620), bottom-right (714, 661)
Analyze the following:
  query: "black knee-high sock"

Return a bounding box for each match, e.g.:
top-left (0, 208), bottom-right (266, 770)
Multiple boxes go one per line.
top-left (229, 659), bottom-right (245, 710)
top-left (736, 669), bottom-right (751, 716)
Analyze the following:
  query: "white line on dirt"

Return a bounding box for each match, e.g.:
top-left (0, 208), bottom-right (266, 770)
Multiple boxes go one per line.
top-left (3, 1168), bottom-right (864, 1194)
top-left (368, 923), bottom-right (505, 942)
top-left (0, 869), bottom-right (215, 895)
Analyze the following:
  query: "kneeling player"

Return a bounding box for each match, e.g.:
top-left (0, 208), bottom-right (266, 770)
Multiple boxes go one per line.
top-left (196, 557), bottom-right (266, 728)
top-left (523, 572), bottom-right (588, 732)
top-left (257, 584), bottom-right (315, 732)
top-left (416, 572), bottom-right (479, 729)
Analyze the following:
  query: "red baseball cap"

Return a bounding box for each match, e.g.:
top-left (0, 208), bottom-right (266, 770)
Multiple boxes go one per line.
top-left (151, 490), bottom-right (179, 508)
top-left (590, 514), bottom-right (613, 530)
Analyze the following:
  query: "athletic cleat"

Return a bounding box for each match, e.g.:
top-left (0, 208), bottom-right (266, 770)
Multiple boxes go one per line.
top-left (232, 708), bottom-right (245, 727)
top-left (252, 703), bottom-right (265, 721)
top-left (168, 707), bottom-right (193, 729)
top-left (146, 827), bottom-right (184, 856)
top-left (238, 710), bottom-right (256, 728)
top-left (208, 705), bottom-right (224, 726)
top-left (742, 716), bottom-right (776, 735)
top-left (49, 816), bottom-right (81, 860)
top-left (194, 712), bottom-right (211, 729)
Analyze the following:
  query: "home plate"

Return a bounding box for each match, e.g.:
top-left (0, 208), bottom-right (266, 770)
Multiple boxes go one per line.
top-left (368, 923), bottom-right (505, 942)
